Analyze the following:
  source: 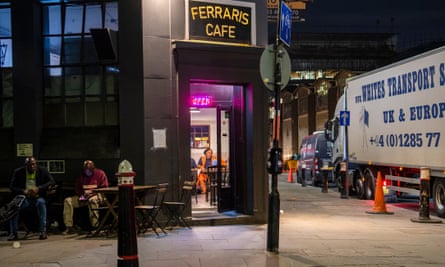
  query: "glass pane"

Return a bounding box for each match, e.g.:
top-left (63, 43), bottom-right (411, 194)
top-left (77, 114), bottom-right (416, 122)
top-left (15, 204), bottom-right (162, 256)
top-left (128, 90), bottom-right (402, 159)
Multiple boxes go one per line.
top-left (66, 102), bottom-right (83, 126)
top-left (0, 38), bottom-right (12, 68)
top-left (105, 69), bottom-right (117, 95)
top-left (44, 68), bottom-right (63, 97)
top-left (65, 67), bottom-right (82, 96)
top-left (0, 8), bottom-right (11, 37)
top-left (85, 5), bottom-right (102, 33)
top-left (105, 101), bottom-right (118, 126)
top-left (85, 102), bottom-right (103, 126)
top-left (64, 5), bottom-right (83, 34)
top-left (2, 99), bottom-right (13, 128)
top-left (43, 36), bottom-right (62, 66)
top-left (42, 5), bottom-right (61, 35)
top-left (1, 68), bottom-right (12, 97)
top-left (105, 2), bottom-right (118, 31)
top-left (63, 36), bottom-right (81, 64)
top-left (83, 36), bottom-right (97, 63)
top-left (85, 66), bottom-right (101, 95)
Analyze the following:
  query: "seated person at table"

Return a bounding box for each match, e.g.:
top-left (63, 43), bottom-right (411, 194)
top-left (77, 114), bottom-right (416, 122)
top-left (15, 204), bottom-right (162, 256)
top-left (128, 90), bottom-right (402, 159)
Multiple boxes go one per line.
top-left (63, 160), bottom-right (108, 234)
top-left (8, 156), bottom-right (56, 241)
top-left (196, 148), bottom-right (218, 194)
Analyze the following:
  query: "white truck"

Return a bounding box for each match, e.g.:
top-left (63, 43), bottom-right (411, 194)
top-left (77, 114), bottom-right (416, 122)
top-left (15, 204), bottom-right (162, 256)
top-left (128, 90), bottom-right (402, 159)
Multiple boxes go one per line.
top-left (325, 45), bottom-right (445, 217)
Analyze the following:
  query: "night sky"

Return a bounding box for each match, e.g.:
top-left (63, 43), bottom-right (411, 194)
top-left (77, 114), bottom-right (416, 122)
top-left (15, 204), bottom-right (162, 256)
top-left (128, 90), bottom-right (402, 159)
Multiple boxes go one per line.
top-left (295, 0), bottom-right (445, 50)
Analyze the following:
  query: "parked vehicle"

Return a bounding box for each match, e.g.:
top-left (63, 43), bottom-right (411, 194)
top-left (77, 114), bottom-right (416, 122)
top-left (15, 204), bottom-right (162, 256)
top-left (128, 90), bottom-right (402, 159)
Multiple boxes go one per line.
top-left (325, 46), bottom-right (445, 217)
top-left (297, 131), bottom-right (333, 186)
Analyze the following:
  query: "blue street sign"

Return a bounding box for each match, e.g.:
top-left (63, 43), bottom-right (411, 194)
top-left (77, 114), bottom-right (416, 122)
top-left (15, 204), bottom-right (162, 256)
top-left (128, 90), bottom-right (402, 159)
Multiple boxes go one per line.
top-left (279, 1), bottom-right (292, 47)
top-left (340, 110), bottom-right (350, 126)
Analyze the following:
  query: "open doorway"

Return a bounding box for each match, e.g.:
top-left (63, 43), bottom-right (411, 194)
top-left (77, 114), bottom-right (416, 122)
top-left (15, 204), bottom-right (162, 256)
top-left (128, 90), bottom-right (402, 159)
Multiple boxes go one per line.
top-left (189, 83), bottom-right (236, 215)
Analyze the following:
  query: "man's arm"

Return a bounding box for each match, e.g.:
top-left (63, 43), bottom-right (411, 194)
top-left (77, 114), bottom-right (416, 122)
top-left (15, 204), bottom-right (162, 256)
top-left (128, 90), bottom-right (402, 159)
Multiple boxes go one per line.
top-left (37, 166), bottom-right (56, 195)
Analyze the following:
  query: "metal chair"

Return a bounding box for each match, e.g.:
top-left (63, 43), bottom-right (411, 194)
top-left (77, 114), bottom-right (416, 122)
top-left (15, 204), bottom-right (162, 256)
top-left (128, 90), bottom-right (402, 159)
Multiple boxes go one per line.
top-left (162, 181), bottom-right (193, 229)
top-left (135, 183), bottom-right (169, 235)
top-left (87, 191), bottom-right (118, 236)
top-left (190, 169), bottom-right (198, 204)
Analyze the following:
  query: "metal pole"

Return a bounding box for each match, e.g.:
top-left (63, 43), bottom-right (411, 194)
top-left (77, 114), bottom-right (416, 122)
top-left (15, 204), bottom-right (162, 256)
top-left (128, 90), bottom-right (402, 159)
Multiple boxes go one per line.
top-left (267, 0), bottom-right (283, 253)
top-left (343, 89), bottom-right (349, 199)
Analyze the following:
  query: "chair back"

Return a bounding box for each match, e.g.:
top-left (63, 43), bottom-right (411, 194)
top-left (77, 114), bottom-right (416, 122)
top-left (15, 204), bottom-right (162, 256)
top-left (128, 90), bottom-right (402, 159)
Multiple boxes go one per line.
top-left (178, 180), bottom-right (194, 205)
top-left (152, 183), bottom-right (169, 207)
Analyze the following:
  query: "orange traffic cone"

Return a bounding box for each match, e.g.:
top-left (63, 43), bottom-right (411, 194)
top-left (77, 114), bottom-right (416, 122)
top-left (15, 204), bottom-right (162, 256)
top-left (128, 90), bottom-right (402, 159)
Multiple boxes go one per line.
top-left (287, 167), bottom-right (294, 183)
top-left (366, 171), bottom-right (394, 215)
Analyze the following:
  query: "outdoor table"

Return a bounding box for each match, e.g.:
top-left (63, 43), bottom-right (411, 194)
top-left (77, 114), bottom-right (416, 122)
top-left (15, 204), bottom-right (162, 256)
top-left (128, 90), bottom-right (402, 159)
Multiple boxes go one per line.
top-left (89, 185), bottom-right (156, 237)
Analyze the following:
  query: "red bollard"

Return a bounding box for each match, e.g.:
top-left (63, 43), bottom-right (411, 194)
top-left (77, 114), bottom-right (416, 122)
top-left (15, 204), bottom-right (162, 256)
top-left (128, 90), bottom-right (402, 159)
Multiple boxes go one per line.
top-left (411, 167), bottom-right (442, 224)
top-left (116, 160), bottom-right (139, 267)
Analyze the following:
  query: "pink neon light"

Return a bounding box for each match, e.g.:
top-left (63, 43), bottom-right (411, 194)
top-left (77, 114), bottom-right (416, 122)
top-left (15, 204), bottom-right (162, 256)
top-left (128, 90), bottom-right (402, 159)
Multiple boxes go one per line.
top-left (191, 96), bottom-right (212, 107)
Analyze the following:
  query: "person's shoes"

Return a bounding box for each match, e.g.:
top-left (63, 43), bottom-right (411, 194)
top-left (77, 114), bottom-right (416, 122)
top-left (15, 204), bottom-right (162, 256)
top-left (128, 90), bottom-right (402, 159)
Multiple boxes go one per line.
top-left (7, 232), bottom-right (18, 241)
top-left (39, 232), bottom-right (48, 240)
top-left (62, 227), bottom-right (76, 235)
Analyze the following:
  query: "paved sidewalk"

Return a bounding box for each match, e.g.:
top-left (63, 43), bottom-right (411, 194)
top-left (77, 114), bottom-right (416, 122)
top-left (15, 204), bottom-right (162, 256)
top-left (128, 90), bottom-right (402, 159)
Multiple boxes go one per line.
top-left (1, 174), bottom-right (445, 267)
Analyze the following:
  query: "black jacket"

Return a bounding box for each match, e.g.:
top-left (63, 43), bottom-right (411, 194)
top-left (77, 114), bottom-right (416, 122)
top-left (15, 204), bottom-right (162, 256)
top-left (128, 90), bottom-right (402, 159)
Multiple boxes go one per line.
top-left (9, 165), bottom-right (56, 198)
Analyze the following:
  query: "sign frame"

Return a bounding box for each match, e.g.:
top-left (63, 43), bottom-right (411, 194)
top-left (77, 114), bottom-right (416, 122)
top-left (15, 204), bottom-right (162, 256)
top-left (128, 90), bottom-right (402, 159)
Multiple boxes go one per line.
top-left (185, 0), bottom-right (257, 45)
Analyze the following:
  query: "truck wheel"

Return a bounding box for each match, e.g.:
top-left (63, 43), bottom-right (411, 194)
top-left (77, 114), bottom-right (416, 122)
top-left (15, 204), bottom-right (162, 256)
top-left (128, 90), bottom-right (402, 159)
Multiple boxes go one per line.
top-left (363, 169), bottom-right (375, 200)
top-left (355, 178), bottom-right (366, 199)
top-left (334, 164), bottom-right (343, 192)
top-left (432, 179), bottom-right (445, 218)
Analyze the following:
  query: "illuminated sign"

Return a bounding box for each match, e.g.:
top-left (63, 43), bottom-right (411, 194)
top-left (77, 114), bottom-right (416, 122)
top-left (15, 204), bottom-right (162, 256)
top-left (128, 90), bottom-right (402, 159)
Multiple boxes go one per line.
top-left (191, 96), bottom-right (213, 107)
top-left (187, 0), bottom-right (256, 45)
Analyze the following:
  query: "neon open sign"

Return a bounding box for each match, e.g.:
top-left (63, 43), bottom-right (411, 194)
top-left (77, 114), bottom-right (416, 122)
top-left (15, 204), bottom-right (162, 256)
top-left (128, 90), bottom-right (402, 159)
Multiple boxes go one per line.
top-left (191, 96), bottom-right (213, 107)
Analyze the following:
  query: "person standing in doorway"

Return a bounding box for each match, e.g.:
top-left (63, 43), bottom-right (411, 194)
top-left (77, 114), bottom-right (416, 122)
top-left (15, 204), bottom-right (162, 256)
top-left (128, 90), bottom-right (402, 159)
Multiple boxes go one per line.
top-left (62, 160), bottom-right (109, 234)
top-left (8, 156), bottom-right (56, 241)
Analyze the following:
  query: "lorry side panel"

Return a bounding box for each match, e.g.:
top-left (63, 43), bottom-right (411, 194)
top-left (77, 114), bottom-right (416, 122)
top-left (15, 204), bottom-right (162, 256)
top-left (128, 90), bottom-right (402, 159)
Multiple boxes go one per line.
top-left (346, 46), bottom-right (445, 172)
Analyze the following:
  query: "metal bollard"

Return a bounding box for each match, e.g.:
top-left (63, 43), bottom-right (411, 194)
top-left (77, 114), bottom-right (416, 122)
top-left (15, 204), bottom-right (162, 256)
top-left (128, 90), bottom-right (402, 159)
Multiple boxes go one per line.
top-left (411, 167), bottom-right (442, 223)
top-left (321, 161), bottom-right (329, 193)
top-left (116, 160), bottom-right (139, 267)
top-left (340, 161), bottom-right (348, 199)
top-left (301, 163), bottom-right (306, 187)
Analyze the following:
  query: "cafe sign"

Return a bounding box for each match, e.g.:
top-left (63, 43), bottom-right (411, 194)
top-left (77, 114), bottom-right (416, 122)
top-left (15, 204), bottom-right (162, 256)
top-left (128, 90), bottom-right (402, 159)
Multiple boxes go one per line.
top-left (186, 0), bottom-right (256, 45)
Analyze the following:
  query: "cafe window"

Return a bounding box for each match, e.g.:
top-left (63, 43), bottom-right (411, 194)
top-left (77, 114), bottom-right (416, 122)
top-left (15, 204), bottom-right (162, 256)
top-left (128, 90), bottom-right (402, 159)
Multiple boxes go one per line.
top-left (42, 1), bottom-right (119, 127)
top-left (191, 125), bottom-right (210, 148)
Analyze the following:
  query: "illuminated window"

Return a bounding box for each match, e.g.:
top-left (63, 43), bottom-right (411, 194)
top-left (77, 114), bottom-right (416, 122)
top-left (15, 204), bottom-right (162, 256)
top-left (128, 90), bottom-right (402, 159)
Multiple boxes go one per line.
top-left (191, 125), bottom-right (210, 149)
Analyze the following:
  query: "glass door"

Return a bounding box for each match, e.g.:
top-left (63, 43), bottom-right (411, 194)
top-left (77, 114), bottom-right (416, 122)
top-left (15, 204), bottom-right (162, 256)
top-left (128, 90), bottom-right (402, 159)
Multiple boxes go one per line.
top-left (217, 106), bottom-right (234, 212)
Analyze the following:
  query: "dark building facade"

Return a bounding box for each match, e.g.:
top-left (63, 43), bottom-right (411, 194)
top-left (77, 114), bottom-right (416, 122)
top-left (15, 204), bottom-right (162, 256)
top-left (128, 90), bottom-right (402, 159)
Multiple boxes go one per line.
top-left (0, 0), bottom-right (271, 223)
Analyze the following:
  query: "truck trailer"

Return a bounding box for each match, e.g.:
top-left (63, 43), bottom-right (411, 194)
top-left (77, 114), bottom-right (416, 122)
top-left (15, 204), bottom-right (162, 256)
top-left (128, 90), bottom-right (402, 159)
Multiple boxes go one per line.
top-left (325, 45), bottom-right (445, 217)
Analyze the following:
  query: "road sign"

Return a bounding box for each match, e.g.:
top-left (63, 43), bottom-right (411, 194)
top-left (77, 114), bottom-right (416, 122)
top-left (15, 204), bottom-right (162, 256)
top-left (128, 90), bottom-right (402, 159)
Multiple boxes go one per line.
top-left (340, 111), bottom-right (350, 126)
top-left (259, 44), bottom-right (291, 91)
top-left (279, 1), bottom-right (292, 47)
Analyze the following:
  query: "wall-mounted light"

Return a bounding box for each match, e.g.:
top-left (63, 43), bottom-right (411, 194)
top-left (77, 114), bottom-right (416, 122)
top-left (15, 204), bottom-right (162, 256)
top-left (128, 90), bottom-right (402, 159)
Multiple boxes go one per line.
top-left (190, 107), bottom-right (201, 113)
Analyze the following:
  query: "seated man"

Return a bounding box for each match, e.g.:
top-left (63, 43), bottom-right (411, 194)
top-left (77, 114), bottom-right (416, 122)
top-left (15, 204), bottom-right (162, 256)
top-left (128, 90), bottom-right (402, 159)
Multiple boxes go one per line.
top-left (8, 156), bottom-right (56, 241)
top-left (63, 160), bottom-right (109, 234)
